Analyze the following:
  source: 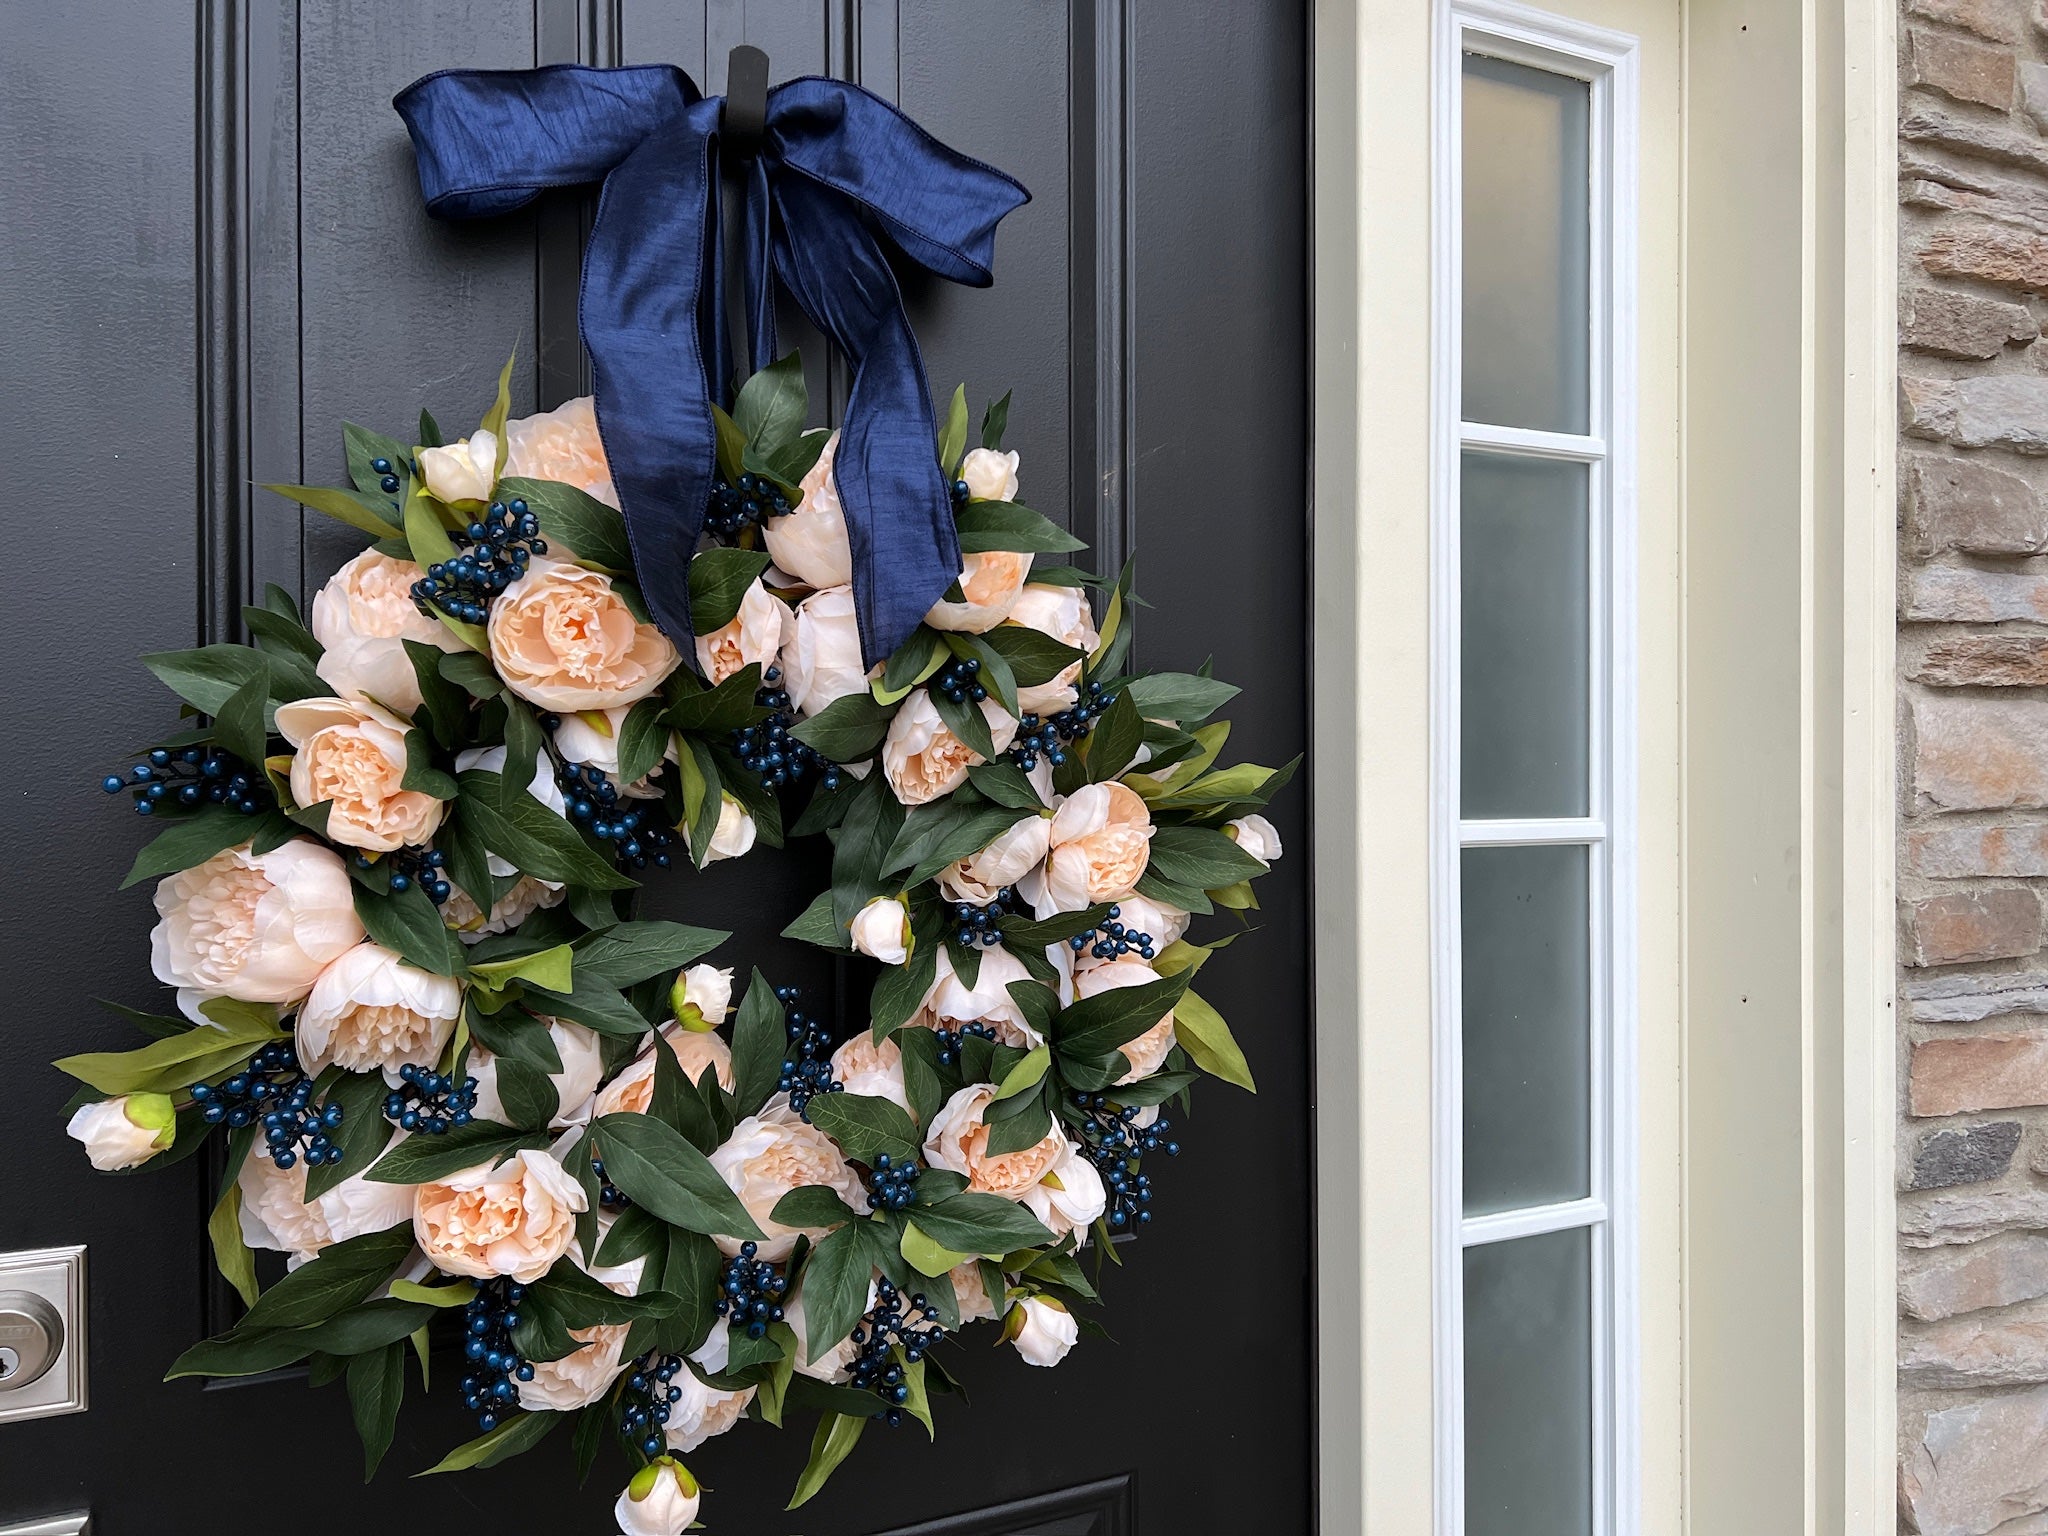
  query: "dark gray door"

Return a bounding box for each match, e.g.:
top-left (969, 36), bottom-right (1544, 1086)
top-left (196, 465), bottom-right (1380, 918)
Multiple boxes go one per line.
top-left (0, 3), bottom-right (1309, 1531)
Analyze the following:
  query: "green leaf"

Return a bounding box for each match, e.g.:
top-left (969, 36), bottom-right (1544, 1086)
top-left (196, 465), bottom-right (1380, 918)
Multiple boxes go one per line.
top-left (344, 423), bottom-right (413, 498)
top-left (909, 1193), bottom-right (1054, 1256)
top-left (979, 623), bottom-right (1085, 688)
top-left (711, 401), bottom-right (748, 481)
top-left (591, 1112), bottom-right (765, 1239)
top-left (731, 968), bottom-right (785, 1116)
top-left (166, 1298), bottom-right (431, 1379)
top-left (497, 476), bottom-right (633, 573)
top-left (688, 546), bottom-right (772, 635)
top-left (936, 383), bottom-right (969, 477)
top-left (119, 804), bottom-right (265, 890)
top-left (388, 1280), bottom-right (475, 1309)
top-left (954, 500), bottom-right (1087, 555)
top-left (529, 1256), bottom-right (680, 1326)
top-left (788, 690), bottom-right (896, 762)
top-left (788, 1412), bottom-right (867, 1510)
top-left (965, 759), bottom-right (1045, 811)
top-left (437, 651), bottom-right (500, 699)
top-left (55, 1011), bottom-right (283, 1096)
top-left (456, 775), bottom-right (635, 890)
top-left (1121, 670), bottom-right (1241, 725)
top-left (1083, 688), bottom-right (1145, 782)
top-left (733, 351), bottom-right (808, 454)
top-left (930, 684), bottom-right (996, 759)
top-left (982, 1089), bottom-right (1053, 1156)
top-left (881, 625), bottom-right (946, 695)
top-left (346, 1342), bottom-right (406, 1480)
top-left (400, 642), bottom-right (468, 750)
top-left (480, 349), bottom-right (516, 479)
top-left (1055, 970), bottom-right (1189, 1060)
top-left (364, 1121), bottom-right (546, 1184)
top-left (526, 976), bottom-right (651, 1038)
top-left (894, 1030), bottom-right (948, 1135)
top-left (418, 409), bottom-right (444, 448)
top-left (352, 881), bottom-right (464, 977)
top-left (891, 804), bottom-right (1028, 888)
top-left (664, 662), bottom-right (770, 734)
top-left (417, 1409), bottom-right (559, 1475)
top-left (795, 1226), bottom-right (874, 1370)
top-left (771, 1186), bottom-right (857, 1230)
top-left (209, 1184), bottom-right (258, 1308)
top-left (980, 389), bottom-right (1012, 452)
top-left (615, 697), bottom-right (670, 786)
top-left (304, 1069), bottom-right (396, 1200)
top-left (870, 930), bottom-right (940, 1042)
top-left (243, 605), bottom-right (324, 672)
top-left (593, 1205), bottom-right (668, 1269)
top-left (262, 482), bottom-right (403, 539)
top-left (572, 920), bottom-right (727, 989)
top-left (467, 942), bottom-right (575, 995)
top-left (232, 1225), bottom-right (415, 1333)
top-left (900, 1221), bottom-right (974, 1279)
top-left (1174, 987), bottom-right (1256, 1091)
top-left (993, 1044), bottom-right (1050, 1101)
top-left (142, 644), bottom-right (269, 716)
top-left (782, 889), bottom-right (850, 951)
top-left (1143, 824), bottom-right (1271, 891)
top-left (804, 1093), bottom-right (922, 1166)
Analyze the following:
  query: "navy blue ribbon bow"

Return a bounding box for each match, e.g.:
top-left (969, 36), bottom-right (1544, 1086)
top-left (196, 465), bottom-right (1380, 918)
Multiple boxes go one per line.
top-left (392, 63), bottom-right (1030, 664)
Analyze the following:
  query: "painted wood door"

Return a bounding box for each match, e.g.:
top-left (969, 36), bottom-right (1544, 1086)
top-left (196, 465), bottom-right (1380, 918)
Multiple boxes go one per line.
top-left (0, 2), bottom-right (1309, 1531)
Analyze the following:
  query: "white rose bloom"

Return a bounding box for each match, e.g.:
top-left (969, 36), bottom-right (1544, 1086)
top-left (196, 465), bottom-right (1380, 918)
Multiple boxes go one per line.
top-left (1103, 893), bottom-right (1190, 950)
top-left (828, 1033), bottom-right (911, 1115)
top-left (664, 1369), bottom-right (755, 1453)
top-left (911, 945), bottom-right (1041, 1049)
top-left (416, 429), bottom-right (498, 504)
top-left (671, 964), bottom-right (735, 1030)
top-left (1226, 813), bottom-right (1284, 868)
top-left (295, 942), bottom-right (461, 1079)
top-left (690, 795), bottom-right (757, 865)
top-left (595, 1026), bottom-right (736, 1118)
top-left (310, 549), bottom-right (468, 717)
top-left (1008, 1294), bottom-right (1079, 1367)
top-left (1017, 1134), bottom-right (1108, 1239)
top-left (414, 1147), bottom-right (587, 1284)
top-left (958, 446), bottom-right (1020, 503)
top-left (782, 584), bottom-right (872, 718)
top-left (936, 813), bottom-right (1052, 905)
top-left (924, 551), bottom-right (1033, 634)
top-left (238, 1152), bottom-right (414, 1268)
top-left (66, 1094), bottom-right (175, 1172)
top-left (707, 1109), bottom-right (866, 1263)
top-left (849, 896), bottom-right (912, 964)
top-left (1003, 583), bottom-right (1099, 714)
top-left (763, 430), bottom-right (854, 589)
top-left (151, 840), bottom-right (365, 1022)
top-left (469, 1020), bottom-right (604, 1130)
top-left (881, 690), bottom-right (1019, 806)
top-left (614, 1459), bottom-right (702, 1536)
top-left (785, 1275), bottom-right (878, 1382)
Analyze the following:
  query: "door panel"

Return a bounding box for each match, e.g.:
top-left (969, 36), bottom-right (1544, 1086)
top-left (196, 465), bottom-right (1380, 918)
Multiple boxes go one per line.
top-left (0, 3), bottom-right (1308, 1531)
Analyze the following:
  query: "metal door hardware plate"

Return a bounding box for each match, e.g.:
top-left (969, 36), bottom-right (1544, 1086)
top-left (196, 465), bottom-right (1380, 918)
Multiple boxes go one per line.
top-left (0, 1517), bottom-right (90, 1535)
top-left (0, 1248), bottom-right (85, 1426)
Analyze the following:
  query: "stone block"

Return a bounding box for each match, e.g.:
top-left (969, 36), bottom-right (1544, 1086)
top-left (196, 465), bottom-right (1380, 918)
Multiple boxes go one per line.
top-left (1911, 26), bottom-right (2019, 107)
top-left (1904, 375), bottom-right (2048, 453)
top-left (1911, 823), bottom-right (2048, 879)
top-left (1921, 222), bottom-right (2048, 290)
top-left (1903, 563), bottom-right (2048, 623)
top-left (1915, 635), bottom-right (2048, 686)
top-left (1904, 106), bottom-right (2048, 176)
top-left (1905, 453), bottom-right (2048, 554)
top-left (1902, 1385), bottom-right (2048, 1536)
top-left (1903, 1230), bottom-right (2048, 1317)
top-left (1902, 890), bottom-right (2044, 968)
top-left (1912, 1121), bottom-right (2025, 1190)
top-left (1902, 1296), bottom-right (2048, 1387)
top-left (1914, 695), bottom-right (2048, 811)
top-left (1908, 969), bottom-right (2048, 1022)
top-left (1902, 286), bottom-right (2040, 358)
top-left (1904, 1187), bottom-right (2048, 1245)
top-left (1909, 0), bottom-right (2028, 44)
top-left (1912, 1034), bottom-right (2048, 1117)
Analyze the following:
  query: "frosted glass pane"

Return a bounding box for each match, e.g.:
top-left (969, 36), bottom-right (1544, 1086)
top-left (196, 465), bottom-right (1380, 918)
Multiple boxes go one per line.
top-left (1462, 53), bottom-right (1591, 434)
top-left (1461, 844), bottom-right (1590, 1214)
top-left (1464, 1228), bottom-right (1594, 1536)
top-left (1460, 452), bottom-right (1590, 819)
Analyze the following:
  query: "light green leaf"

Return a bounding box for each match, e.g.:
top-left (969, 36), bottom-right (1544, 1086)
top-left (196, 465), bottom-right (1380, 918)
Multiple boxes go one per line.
top-left (1174, 987), bottom-right (1256, 1092)
top-left (788, 1412), bottom-right (867, 1510)
top-left (209, 1184), bottom-right (258, 1308)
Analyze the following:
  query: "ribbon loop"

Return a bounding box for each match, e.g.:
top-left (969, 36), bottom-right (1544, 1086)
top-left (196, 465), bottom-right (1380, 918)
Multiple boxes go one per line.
top-left (393, 63), bottom-right (1031, 666)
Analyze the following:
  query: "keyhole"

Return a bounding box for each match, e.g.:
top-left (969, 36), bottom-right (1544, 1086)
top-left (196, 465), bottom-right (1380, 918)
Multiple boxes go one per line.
top-left (0, 1347), bottom-right (19, 1381)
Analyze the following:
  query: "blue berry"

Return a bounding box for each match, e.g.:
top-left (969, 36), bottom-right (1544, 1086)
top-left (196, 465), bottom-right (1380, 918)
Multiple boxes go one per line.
top-left (847, 1278), bottom-right (945, 1423)
top-left (383, 1062), bottom-right (478, 1134)
top-left (191, 1042), bottom-right (340, 1170)
top-left (458, 1279), bottom-right (532, 1430)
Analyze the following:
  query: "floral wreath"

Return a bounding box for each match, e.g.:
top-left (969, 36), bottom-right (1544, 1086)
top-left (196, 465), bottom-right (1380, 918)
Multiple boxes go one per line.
top-left (58, 63), bottom-right (1294, 1536)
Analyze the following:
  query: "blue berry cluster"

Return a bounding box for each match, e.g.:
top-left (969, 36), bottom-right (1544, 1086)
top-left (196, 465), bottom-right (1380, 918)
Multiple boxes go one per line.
top-left (381, 1063), bottom-right (478, 1134)
top-left (460, 1277), bottom-right (535, 1431)
top-left (353, 846), bottom-right (452, 905)
top-left (950, 887), bottom-right (1016, 949)
top-left (848, 1279), bottom-right (946, 1426)
top-left (410, 497), bottom-right (549, 625)
top-left (190, 1042), bottom-right (340, 1171)
top-left (864, 1152), bottom-right (920, 1213)
top-left (949, 477), bottom-right (971, 507)
top-left (931, 1023), bottom-right (997, 1069)
top-left (617, 1351), bottom-right (688, 1457)
top-left (775, 986), bottom-right (842, 1119)
top-left (591, 1155), bottom-right (631, 1211)
top-left (930, 656), bottom-right (988, 707)
top-left (1072, 1093), bottom-right (1181, 1232)
top-left (732, 666), bottom-right (838, 791)
top-left (366, 454), bottom-right (405, 495)
top-left (704, 473), bottom-right (790, 538)
top-left (103, 747), bottom-right (264, 818)
top-left (715, 1242), bottom-right (789, 1341)
top-left (554, 761), bottom-right (677, 871)
top-left (1007, 681), bottom-right (1116, 773)
top-left (1067, 903), bottom-right (1156, 963)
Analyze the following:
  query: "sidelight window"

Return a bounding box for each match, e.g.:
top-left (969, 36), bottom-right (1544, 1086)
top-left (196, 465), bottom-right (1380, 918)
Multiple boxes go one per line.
top-left (1431, 5), bottom-right (1639, 1536)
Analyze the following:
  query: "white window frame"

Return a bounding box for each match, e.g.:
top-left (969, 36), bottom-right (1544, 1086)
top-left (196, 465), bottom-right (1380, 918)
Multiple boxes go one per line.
top-left (1429, 4), bottom-right (1640, 1535)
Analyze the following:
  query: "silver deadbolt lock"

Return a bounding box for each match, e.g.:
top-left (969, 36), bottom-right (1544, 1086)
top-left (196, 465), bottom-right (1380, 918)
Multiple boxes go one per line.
top-left (0, 1292), bottom-right (63, 1392)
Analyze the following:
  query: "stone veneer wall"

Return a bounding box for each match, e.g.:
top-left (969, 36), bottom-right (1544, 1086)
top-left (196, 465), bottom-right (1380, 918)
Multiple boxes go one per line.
top-left (1898, 2), bottom-right (2048, 1530)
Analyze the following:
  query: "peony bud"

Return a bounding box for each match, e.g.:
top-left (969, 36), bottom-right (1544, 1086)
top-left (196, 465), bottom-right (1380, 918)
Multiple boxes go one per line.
top-left (1225, 813), bottom-right (1284, 868)
top-left (416, 430), bottom-right (497, 505)
top-left (1005, 1293), bottom-right (1079, 1367)
top-left (614, 1457), bottom-right (701, 1536)
top-left (670, 964), bottom-right (735, 1031)
top-left (691, 795), bottom-right (757, 865)
top-left (66, 1093), bottom-right (177, 1171)
top-left (848, 896), bottom-right (912, 965)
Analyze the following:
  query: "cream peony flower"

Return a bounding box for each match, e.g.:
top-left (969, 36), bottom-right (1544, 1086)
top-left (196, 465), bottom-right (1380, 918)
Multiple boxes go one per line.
top-left (949, 1260), bottom-right (1001, 1325)
top-left (707, 1108), bottom-right (866, 1263)
top-left (828, 1033), bottom-right (911, 1115)
top-left (1071, 957), bottom-right (1177, 1083)
top-left (785, 1275), bottom-right (878, 1382)
top-left (615, 1458), bottom-right (701, 1536)
top-left (504, 395), bottom-right (618, 509)
top-left (849, 896), bottom-right (912, 964)
top-left (440, 874), bottom-right (564, 940)
top-left (1100, 893), bottom-right (1190, 950)
top-left (414, 1147), bottom-right (587, 1283)
top-left (958, 447), bottom-right (1020, 503)
top-left (238, 1152), bottom-right (414, 1267)
top-left (922, 1084), bottom-right (1068, 1204)
top-left (417, 430), bottom-right (497, 504)
top-left (782, 585), bottom-right (871, 718)
top-left (1227, 813), bottom-right (1284, 868)
top-left (551, 706), bottom-right (670, 799)
top-left (487, 556), bottom-right (680, 713)
top-left (763, 430), bottom-right (853, 589)
top-left (66, 1094), bottom-right (175, 1172)
top-left (1038, 782), bottom-right (1153, 916)
top-left (671, 964), bottom-right (734, 1031)
top-left (1008, 1293), bottom-right (1079, 1367)
top-left (1018, 1136), bottom-right (1107, 1239)
top-left (276, 695), bottom-right (446, 854)
top-left (690, 795), bottom-right (757, 865)
top-left (595, 1025), bottom-right (735, 1118)
top-left (909, 945), bottom-right (1041, 1049)
top-left (295, 941), bottom-right (462, 1078)
top-left (663, 1370), bottom-right (755, 1453)
top-left (310, 550), bottom-right (467, 717)
top-left (1003, 583), bottom-right (1098, 714)
top-left (925, 551), bottom-right (1034, 633)
top-left (151, 840), bottom-right (364, 1021)
top-left (517, 1322), bottom-right (630, 1411)
top-left (695, 579), bottom-right (792, 685)
top-left (936, 813), bottom-right (1052, 905)
top-left (469, 1019), bottom-right (604, 1129)
top-left (881, 691), bottom-right (1019, 806)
